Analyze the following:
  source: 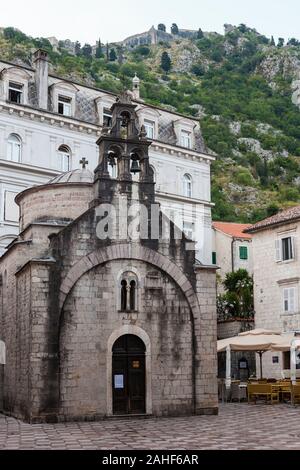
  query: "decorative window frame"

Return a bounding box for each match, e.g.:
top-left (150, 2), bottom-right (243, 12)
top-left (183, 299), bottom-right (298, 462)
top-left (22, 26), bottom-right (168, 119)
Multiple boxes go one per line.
top-left (136, 107), bottom-right (160, 140)
top-left (174, 118), bottom-right (195, 149)
top-left (182, 173), bottom-right (193, 198)
top-left (50, 81), bottom-right (78, 117)
top-left (0, 67), bottom-right (31, 105)
top-left (57, 144), bottom-right (72, 172)
top-left (95, 95), bottom-right (116, 126)
top-left (7, 133), bottom-right (22, 163)
top-left (116, 267), bottom-right (142, 312)
top-left (275, 229), bottom-right (296, 263)
top-left (282, 285), bottom-right (298, 314)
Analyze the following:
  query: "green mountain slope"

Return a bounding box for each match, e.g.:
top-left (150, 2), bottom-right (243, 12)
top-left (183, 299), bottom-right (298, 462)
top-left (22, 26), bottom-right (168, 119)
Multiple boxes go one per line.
top-left (2, 24), bottom-right (300, 223)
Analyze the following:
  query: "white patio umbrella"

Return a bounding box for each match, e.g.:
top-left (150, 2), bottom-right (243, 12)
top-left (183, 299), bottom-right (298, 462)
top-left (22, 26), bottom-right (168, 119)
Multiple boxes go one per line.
top-left (0, 340), bottom-right (5, 365)
top-left (271, 337), bottom-right (300, 384)
top-left (217, 329), bottom-right (294, 389)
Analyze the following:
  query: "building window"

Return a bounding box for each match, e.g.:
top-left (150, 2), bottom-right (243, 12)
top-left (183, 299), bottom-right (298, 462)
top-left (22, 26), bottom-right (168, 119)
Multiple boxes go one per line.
top-left (275, 236), bottom-right (295, 262)
top-left (7, 134), bottom-right (22, 162)
top-left (283, 351), bottom-right (300, 370)
top-left (183, 174), bottom-right (192, 198)
top-left (183, 221), bottom-right (195, 240)
top-left (119, 272), bottom-right (138, 312)
top-left (181, 130), bottom-right (191, 149)
top-left (283, 287), bottom-right (297, 313)
top-left (239, 246), bottom-right (248, 260)
top-left (144, 120), bottom-right (155, 139)
top-left (4, 191), bottom-right (19, 223)
top-left (58, 145), bottom-right (71, 172)
top-left (8, 82), bottom-right (23, 104)
top-left (212, 252), bottom-right (217, 265)
top-left (103, 108), bottom-right (112, 127)
top-left (58, 95), bottom-right (72, 116)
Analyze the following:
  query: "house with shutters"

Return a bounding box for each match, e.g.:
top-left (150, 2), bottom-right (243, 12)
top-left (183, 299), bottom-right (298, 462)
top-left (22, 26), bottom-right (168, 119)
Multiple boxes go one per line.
top-left (212, 222), bottom-right (253, 293)
top-left (246, 206), bottom-right (300, 378)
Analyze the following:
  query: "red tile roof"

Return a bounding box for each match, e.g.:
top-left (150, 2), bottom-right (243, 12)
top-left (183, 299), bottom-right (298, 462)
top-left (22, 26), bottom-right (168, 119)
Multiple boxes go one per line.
top-left (246, 205), bottom-right (300, 233)
top-left (213, 222), bottom-right (252, 239)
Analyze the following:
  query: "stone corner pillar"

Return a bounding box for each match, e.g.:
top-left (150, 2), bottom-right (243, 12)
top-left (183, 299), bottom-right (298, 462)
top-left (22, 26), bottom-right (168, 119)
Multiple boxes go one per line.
top-left (194, 265), bottom-right (218, 415)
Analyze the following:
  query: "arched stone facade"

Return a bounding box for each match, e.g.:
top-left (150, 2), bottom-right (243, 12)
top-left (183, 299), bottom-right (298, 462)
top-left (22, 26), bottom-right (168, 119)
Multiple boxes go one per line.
top-left (59, 257), bottom-right (194, 418)
top-left (59, 243), bottom-right (200, 317)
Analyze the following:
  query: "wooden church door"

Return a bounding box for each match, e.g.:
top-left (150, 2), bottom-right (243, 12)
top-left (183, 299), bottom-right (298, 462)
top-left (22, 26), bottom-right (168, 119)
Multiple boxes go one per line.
top-left (112, 335), bottom-right (146, 415)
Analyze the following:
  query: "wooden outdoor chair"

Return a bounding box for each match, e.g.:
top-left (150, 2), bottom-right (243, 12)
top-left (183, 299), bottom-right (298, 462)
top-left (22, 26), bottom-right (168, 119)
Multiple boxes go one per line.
top-left (292, 384), bottom-right (300, 405)
top-left (248, 383), bottom-right (279, 404)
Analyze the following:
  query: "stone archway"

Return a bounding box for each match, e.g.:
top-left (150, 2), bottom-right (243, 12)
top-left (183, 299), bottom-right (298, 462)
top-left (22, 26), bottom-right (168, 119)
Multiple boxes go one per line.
top-left (59, 243), bottom-right (200, 320)
top-left (107, 326), bottom-right (152, 416)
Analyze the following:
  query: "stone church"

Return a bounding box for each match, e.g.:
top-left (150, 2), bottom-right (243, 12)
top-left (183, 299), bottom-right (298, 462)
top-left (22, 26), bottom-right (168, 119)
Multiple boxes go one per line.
top-left (0, 93), bottom-right (218, 423)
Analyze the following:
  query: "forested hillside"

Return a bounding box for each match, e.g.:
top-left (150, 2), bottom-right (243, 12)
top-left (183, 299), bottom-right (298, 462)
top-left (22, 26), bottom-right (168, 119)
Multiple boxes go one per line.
top-left (2, 24), bottom-right (300, 222)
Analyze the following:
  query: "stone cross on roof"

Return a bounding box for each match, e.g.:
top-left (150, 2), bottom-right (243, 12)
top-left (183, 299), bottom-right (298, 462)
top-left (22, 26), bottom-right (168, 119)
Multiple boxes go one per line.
top-left (80, 158), bottom-right (89, 169)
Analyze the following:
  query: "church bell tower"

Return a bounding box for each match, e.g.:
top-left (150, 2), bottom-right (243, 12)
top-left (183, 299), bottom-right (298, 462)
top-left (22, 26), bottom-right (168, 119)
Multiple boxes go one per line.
top-left (93, 91), bottom-right (155, 207)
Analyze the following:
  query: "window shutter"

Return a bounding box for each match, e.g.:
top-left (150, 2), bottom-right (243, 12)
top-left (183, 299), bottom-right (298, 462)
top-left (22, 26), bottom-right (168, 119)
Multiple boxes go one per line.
top-left (291, 236), bottom-right (296, 260)
top-left (275, 239), bottom-right (281, 262)
top-left (283, 288), bottom-right (289, 312)
top-left (289, 288), bottom-right (295, 313)
top-left (292, 287), bottom-right (298, 313)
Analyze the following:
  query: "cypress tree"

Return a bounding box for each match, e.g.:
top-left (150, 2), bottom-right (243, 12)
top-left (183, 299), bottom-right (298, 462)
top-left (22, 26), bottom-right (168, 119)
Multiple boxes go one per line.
top-left (161, 51), bottom-right (172, 73)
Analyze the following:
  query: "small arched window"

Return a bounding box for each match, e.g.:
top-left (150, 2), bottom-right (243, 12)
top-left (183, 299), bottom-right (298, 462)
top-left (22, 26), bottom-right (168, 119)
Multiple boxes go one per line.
top-left (58, 145), bottom-right (71, 172)
top-left (7, 134), bottom-right (22, 162)
top-left (119, 272), bottom-right (138, 312)
top-left (130, 280), bottom-right (136, 311)
top-left (121, 280), bottom-right (127, 311)
top-left (183, 174), bottom-right (192, 198)
top-left (108, 151), bottom-right (118, 179)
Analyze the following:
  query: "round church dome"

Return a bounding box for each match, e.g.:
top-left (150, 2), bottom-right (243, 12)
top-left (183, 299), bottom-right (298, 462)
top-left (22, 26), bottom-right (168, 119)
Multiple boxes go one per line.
top-left (16, 168), bottom-right (94, 232)
top-left (48, 168), bottom-right (94, 185)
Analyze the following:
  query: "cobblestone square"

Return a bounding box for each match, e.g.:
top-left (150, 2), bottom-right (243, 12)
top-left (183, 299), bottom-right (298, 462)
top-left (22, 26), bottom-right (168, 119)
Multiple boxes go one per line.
top-left (0, 404), bottom-right (300, 450)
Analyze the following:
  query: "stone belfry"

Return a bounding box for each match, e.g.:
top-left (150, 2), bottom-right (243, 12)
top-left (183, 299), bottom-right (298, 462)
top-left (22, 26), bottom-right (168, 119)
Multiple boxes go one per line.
top-left (93, 91), bottom-right (155, 207)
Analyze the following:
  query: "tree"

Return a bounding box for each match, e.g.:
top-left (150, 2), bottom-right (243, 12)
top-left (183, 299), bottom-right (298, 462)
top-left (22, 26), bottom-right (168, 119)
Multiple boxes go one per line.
top-left (238, 23), bottom-right (248, 33)
top-left (277, 37), bottom-right (285, 48)
top-left (266, 203), bottom-right (279, 217)
top-left (106, 43), bottom-right (109, 61)
top-left (197, 28), bottom-right (204, 39)
top-left (95, 39), bottom-right (103, 58)
top-left (171, 23), bottom-right (179, 35)
top-left (75, 41), bottom-right (81, 56)
top-left (109, 48), bottom-right (117, 62)
top-left (191, 63), bottom-right (205, 77)
top-left (161, 51), bottom-right (172, 73)
top-left (3, 27), bottom-right (27, 42)
top-left (217, 269), bottom-right (254, 320)
top-left (287, 38), bottom-right (300, 46)
top-left (270, 36), bottom-right (275, 46)
top-left (158, 24), bottom-right (166, 32)
top-left (81, 43), bottom-right (92, 57)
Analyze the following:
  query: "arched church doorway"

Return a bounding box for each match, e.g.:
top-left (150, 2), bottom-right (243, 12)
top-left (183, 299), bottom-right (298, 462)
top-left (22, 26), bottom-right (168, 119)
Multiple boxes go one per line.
top-left (112, 334), bottom-right (146, 415)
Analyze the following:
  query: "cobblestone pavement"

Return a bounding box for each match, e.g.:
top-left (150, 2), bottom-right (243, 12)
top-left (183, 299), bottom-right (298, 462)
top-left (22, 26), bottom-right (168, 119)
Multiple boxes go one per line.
top-left (0, 404), bottom-right (300, 450)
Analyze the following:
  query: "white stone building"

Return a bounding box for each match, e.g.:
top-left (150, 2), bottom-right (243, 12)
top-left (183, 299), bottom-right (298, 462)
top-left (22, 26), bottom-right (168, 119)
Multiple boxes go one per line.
top-left (212, 222), bottom-right (253, 291)
top-left (0, 50), bottom-right (214, 261)
top-left (247, 207), bottom-right (300, 378)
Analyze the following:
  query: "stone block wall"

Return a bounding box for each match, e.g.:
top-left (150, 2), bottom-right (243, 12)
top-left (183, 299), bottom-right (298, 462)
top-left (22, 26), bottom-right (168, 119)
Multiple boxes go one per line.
top-left (59, 259), bottom-right (194, 419)
top-left (18, 184), bottom-right (93, 231)
top-left (195, 267), bottom-right (218, 414)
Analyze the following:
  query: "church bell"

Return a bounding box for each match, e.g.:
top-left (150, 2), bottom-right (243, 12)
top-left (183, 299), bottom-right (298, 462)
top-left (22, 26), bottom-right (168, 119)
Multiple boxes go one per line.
top-left (130, 156), bottom-right (141, 174)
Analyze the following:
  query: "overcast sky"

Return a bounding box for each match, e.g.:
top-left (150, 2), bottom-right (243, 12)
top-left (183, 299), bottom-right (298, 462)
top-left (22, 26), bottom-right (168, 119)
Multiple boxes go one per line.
top-left (1, 0), bottom-right (299, 44)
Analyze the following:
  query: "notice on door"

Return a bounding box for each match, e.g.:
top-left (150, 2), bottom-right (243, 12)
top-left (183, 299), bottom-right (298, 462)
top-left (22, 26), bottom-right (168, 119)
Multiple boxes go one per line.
top-left (114, 374), bottom-right (124, 389)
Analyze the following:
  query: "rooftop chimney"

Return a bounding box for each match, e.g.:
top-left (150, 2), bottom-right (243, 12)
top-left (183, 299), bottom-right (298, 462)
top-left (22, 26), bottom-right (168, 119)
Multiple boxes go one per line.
top-left (33, 49), bottom-right (49, 110)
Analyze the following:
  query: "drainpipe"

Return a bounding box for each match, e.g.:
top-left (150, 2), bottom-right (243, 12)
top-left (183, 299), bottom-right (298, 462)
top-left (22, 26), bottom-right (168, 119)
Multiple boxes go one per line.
top-left (231, 238), bottom-right (235, 272)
